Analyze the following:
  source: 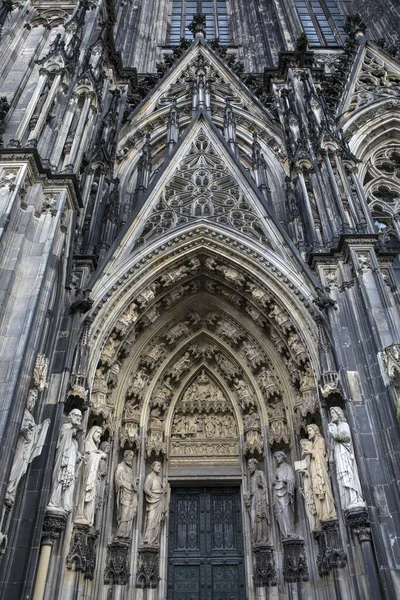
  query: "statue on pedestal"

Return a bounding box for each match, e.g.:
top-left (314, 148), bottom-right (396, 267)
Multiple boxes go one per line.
top-left (244, 458), bottom-right (270, 546)
top-left (5, 389), bottom-right (50, 507)
top-left (272, 451), bottom-right (299, 539)
top-left (48, 408), bottom-right (83, 513)
top-left (115, 450), bottom-right (138, 538)
top-left (76, 425), bottom-right (107, 526)
top-left (142, 461), bottom-right (169, 546)
top-left (302, 424), bottom-right (336, 527)
top-left (328, 407), bottom-right (365, 510)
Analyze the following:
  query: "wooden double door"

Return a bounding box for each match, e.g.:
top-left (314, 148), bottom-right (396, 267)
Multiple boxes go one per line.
top-left (167, 486), bottom-right (246, 600)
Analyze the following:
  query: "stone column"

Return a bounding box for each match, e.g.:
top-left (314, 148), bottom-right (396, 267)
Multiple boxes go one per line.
top-left (32, 509), bottom-right (68, 600)
top-left (346, 507), bottom-right (384, 600)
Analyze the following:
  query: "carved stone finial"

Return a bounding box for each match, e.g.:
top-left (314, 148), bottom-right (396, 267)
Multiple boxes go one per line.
top-left (188, 13), bottom-right (206, 38)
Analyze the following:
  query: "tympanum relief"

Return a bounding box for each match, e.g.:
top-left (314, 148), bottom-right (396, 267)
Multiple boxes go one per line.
top-left (170, 370), bottom-right (239, 463)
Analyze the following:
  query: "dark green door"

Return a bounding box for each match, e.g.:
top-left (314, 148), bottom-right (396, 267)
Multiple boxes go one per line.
top-left (167, 487), bottom-right (246, 600)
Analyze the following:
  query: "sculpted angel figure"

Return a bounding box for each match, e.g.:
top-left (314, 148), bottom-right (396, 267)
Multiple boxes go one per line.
top-left (5, 389), bottom-right (50, 507)
top-left (328, 407), bottom-right (365, 510)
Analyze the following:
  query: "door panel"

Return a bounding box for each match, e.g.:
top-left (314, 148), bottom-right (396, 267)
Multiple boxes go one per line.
top-left (168, 487), bottom-right (245, 600)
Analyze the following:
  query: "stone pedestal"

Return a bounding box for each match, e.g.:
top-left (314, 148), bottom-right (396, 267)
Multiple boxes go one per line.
top-left (136, 546), bottom-right (160, 589)
top-left (32, 509), bottom-right (68, 600)
top-left (313, 529), bottom-right (329, 577)
top-left (346, 507), bottom-right (383, 600)
top-left (313, 519), bottom-right (347, 577)
top-left (252, 546), bottom-right (277, 587)
top-left (322, 519), bottom-right (347, 569)
top-left (104, 539), bottom-right (130, 585)
top-left (66, 522), bottom-right (98, 579)
top-left (282, 538), bottom-right (309, 582)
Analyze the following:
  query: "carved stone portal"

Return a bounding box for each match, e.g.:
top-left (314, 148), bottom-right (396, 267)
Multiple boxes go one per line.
top-left (170, 370), bottom-right (239, 463)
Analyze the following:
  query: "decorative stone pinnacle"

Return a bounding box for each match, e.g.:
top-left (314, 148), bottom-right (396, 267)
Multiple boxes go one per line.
top-left (188, 13), bottom-right (206, 38)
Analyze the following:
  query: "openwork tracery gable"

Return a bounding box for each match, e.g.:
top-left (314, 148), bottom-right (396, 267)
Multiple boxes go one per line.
top-left (346, 47), bottom-right (400, 116)
top-left (136, 131), bottom-right (270, 246)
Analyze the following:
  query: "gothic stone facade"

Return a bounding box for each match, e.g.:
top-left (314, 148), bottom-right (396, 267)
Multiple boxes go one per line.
top-left (0, 1), bottom-right (399, 599)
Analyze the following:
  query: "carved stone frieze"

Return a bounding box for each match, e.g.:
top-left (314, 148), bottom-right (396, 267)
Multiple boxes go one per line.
top-left (171, 370), bottom-right (239, 463)
top-left (104, 540), bottom-right (130, 585)
top-left (282, 539), bottom-right (309, 583)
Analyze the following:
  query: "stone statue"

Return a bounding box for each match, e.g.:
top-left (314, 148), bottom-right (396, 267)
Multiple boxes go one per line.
top-left (76, 426), bottom-right (107, 526)
top-left (302, 424), bottom-right (337, 526)
top-left (244, 458), bottom-right (270, 546)
top-left (95, 441), bottom-right (111, 528)
top-left (272, 451), bottom-right (299, 539)
top-left (328, 407), bottom-right (365, 510)
top-left (5, 389), bottom-right (50, 507)
top-left (142, 461), bottom-right (169, 546)
top-left (48, 409), bottom-right (83, 513)
top-left (295, 439), bottom-right (317, 532)
top-left (115, 450), bottom-right (138, 538)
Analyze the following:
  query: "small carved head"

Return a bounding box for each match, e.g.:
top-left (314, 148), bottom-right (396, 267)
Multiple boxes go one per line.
top-left (26, 388), bottom-right (39, 412)
top-left (68, 408), bottom-right (82, 427)
top-left (151, 461), bottom-right (161, 474)
top-left (330, 406), bottom-right (346, 423)
top-left (274, 451), bottom-right (287, 464)
top-left (124, 450), bottom-right (134, 466)
top-left (248, 458), bottom-right (259, 473)
top-left (306, 423), bottom-right (321, 440)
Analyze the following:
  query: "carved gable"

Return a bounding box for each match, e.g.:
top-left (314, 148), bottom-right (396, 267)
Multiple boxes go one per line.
top-left (170, 370), bottom-right (239, 464)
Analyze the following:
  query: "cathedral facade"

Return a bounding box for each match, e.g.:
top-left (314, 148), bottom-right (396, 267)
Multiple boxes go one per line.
top-left (0, 1), bottom-right (399, 599)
